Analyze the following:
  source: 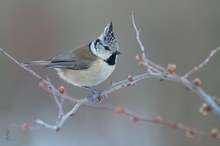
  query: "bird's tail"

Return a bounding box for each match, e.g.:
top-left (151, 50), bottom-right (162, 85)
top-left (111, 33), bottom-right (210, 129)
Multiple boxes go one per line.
top-left (23, 60), bottom-right (50, 66)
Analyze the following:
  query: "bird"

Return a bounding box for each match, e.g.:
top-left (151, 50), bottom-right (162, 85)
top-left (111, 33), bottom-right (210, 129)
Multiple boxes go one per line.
top-left (25, 22), bottom-right (120, 87)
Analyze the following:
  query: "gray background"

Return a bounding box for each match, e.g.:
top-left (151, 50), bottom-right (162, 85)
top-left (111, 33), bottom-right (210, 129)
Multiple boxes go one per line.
top-left (0, 0), bottom-right (220, 146)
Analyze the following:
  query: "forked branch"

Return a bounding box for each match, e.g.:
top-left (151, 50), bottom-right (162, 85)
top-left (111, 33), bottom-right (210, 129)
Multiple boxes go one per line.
top-left (0, 13), bottom-right (220, 139)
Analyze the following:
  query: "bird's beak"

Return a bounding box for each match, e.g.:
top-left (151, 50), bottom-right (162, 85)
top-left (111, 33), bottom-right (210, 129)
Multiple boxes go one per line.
top-left (115, 51), bottom-right (121, 55)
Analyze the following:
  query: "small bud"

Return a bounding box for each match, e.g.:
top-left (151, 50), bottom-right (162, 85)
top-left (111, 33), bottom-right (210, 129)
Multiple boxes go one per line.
top-left (135, 55), bottom-right (141, 60)
top-left (39, 81), bottom-right (45, 88)
top-left (115, 106), bottom-right (124, 113)
top-left (193, 78), bottom-right (202, 86)
top-left (211, 128), bottom-right (219, 138)
top-left (171, 122), bottom-right (177, 128)
top-left (199, 103), bottom-right (211, 115)
top-left (167, 64), bottom-right (176, 73)
top-left (21, 123), bottom-right (29, 131)
top-left (130, 116), bottom-right (137, 123)
top-left (58, 86), bottom-right (65, 94)
top-left (97, 96), bottom-right (102, 103)
top-left (128, 75), bottom-right (133, 81)
top-left (155, 115), bottom-right (162, 123)
top-left (138, 61), bottom-right (144, 66)
top-left (186, 130), bottom-right (195, 138)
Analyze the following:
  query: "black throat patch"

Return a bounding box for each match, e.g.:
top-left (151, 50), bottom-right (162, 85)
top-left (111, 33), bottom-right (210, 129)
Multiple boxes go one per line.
top-left (105, 53), bottom-right (117, 66)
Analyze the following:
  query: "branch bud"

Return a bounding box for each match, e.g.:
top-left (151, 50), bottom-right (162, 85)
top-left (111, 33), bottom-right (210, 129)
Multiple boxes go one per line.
top-left (115, 106), bottom-right (124, 113)
top-left (138, 61), bottom-right (144, 66)
top-left (129, 116), bottom-right (137, 123)
top-left (186, 130), bottom-right (195, 138)
top-left (135, 55), bottom-right (141, 60)
top-left (155, 115), bottom-right (162, 123)
top-left (193, 78), bottom-right (202, 86)
top-left (21, 123), bottom-right (29, 131)
top-left (211, 128), bottom-right (219, 138)
top-left (97, 96), bottom-right (102, 103)
top-left (199, 103), bottom-right (211, 115)
top-left (39, 81), bottom-right (45, 88)
top-left (128, 75), bottom-right (133, 81)
top-left (167, 64), bottom-right (176, 73)
top-left (58, 86), bottom-right (65, 94)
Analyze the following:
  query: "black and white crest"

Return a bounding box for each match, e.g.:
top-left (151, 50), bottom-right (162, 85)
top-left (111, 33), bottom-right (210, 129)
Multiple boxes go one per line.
top-left (102, 22), bottom-right (118, 50)
top-left (90, 22), bottom-right (120, 61)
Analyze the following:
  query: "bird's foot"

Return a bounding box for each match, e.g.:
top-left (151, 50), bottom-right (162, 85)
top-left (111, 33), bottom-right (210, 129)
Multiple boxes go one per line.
top-left (83, 86), bottom-right (101, 102)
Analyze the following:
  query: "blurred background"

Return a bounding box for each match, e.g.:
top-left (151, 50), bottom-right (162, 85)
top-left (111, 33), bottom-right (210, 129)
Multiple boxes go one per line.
top-left (0, 0), bottom-right (220, 145)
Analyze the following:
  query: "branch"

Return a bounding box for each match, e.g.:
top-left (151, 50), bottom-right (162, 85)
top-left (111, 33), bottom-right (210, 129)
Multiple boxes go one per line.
top-left (183, 47), bottom-right (220, 78)
top-left (131, 12), bottom-right (148, 67)
top-left (1, 47), bottom-right (219, 139)
top-left (77, 102), bottom-right (219, 139)
top-left (45, 76), bottom-right (64, 123)
top-left (129, 13), bottom-right (220, 116)
top-left (34, 98), bottom-right (87, 131)
top-left (0, 13), bottom-right (220, 139)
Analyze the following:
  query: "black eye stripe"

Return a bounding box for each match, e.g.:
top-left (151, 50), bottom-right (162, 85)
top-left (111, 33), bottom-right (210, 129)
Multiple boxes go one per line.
top-left (104, 46), bottom-right (110, 50)
top-left (94, 39), bottom-right (111, 51)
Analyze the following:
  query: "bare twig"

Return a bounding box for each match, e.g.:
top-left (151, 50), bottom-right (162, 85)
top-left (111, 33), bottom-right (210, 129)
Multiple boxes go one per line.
top-left (131, 12), bottom-right (149, 69)
top-left (183, 47), bottom-right (220, 78)
top-left (0, 13), bottom-right (220, 139)
top-left (46, 77), bottom-right (63, 113)
top-left (1, 47), bottom-right (220, 138)
top-left (34, 98), bottom-right (88, 131)
top-left (130, 14), bottom-right (220, 116)
top-left (85, 103), bottom-right (220, 139)
top-left (0, 48), bottom-right (43, 80)
top-left (2, 49), bottom-right (83, 104)
top-left (45, 76), bottom-right (65, 123)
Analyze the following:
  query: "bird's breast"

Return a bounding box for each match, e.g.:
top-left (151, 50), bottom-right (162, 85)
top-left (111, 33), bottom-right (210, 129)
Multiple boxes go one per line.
top-left (57, 59), bottom-right (115, 87)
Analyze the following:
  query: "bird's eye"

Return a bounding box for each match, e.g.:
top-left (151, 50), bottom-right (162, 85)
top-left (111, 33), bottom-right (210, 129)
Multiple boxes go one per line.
top-left (103, 46), bottom-right (110, 50)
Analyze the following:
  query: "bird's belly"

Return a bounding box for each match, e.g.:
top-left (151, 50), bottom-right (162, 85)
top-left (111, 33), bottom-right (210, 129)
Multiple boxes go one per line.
top-left (56, 60), bottom-right (115, 87)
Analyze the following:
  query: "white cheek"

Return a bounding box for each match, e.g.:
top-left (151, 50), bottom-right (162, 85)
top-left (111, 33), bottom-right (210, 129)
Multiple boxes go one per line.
top-left (90, 42), bottom-right (110, 60)
top-left (96, 51), bottom-right (111, 60)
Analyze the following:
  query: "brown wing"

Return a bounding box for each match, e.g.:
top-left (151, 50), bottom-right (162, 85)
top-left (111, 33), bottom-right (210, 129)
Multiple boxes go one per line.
top-left (44, 43), bottom-right (97, 70)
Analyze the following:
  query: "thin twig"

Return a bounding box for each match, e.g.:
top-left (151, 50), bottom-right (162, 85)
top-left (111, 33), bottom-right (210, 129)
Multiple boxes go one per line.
top-left (0, 48), bottom-right (79, 103)
top-left (1, 13), bottom-right (220, 139)
top-left (183, 47), bottom-right (220, 78)
top-left (85, 103), bottom-right (220, 139)
top-left (45, 76), bottom-right (65, 124)
top-left (46, 76), bottom-right (63, 114)
top-left (34, 98), bottom-right (87, 131)
top-left (1, 47), bottom-right (220, 138)
top-left (131, 12), bottom-right (149, 69)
